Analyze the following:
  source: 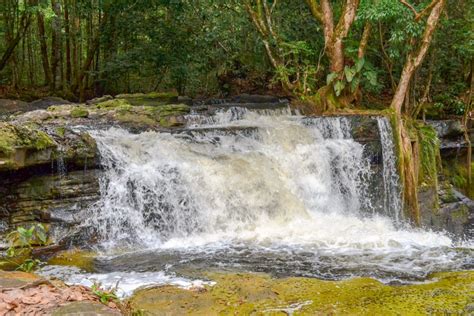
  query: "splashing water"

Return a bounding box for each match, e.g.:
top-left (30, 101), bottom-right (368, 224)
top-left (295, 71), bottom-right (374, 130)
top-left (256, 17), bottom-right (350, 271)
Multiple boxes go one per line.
top-left (60, 109), bottom-right (472, 289)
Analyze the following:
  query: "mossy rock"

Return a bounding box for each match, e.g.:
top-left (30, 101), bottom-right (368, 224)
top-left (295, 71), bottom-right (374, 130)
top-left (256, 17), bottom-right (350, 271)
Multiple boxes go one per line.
top-left (115, 112), bottom-right (156, 127)
top-left (47, 249), bottom-right (97, 272)
top-left (156, 104), bottom-right (190, 116)
top-left (96, 99), bottom-right (132, 111)
top-left (115, 92), bottom-right (179, 106)
top-left (70, 107), bottom-right (89, 118)
top-left (129, 271), bottom-right (474, 315)
top-left (0, 123), bottom-right (55, 156)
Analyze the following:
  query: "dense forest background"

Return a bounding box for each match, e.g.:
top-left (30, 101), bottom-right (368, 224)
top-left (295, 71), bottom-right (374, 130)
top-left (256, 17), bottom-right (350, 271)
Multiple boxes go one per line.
top-left (0, 0), bottom-right (472, 116)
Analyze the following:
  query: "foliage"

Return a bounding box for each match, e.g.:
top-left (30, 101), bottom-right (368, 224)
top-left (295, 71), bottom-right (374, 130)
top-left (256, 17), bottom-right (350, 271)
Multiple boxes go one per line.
top-left (0, 0), bottom-right (470, 118)
top-left (91, 283), bottom-right (119, 304)
top-left (416, 124), bottom-right (441, 187)
top-left (4, 224), bottom-right (47, 272)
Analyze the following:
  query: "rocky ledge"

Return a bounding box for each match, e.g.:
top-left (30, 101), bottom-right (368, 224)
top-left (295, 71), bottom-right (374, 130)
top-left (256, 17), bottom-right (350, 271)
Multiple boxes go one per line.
top-left (0, 94), bottom-right (472, 250)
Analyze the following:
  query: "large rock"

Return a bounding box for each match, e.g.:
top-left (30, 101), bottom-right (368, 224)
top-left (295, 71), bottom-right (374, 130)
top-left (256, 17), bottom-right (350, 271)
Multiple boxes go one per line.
top-left (0, 123), bottom-right (98, 172)
top-left (0, 99), bottom-right (29, 115)
top-left (29, 97), bottom-right (71, 110)
top-left (419, 182), bottom-right (473, 238)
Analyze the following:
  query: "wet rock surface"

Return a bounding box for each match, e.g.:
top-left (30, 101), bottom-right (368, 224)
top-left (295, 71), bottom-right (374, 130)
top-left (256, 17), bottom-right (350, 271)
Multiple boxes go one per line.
top-left (128, 272), bottom-right (474, 315)
top-left (419, 182), bottom-right (474, 239)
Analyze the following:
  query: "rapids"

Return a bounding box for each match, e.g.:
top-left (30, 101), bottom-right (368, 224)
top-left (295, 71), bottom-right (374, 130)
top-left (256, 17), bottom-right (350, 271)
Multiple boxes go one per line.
top-left (39, 108), bottom-right (473, 296)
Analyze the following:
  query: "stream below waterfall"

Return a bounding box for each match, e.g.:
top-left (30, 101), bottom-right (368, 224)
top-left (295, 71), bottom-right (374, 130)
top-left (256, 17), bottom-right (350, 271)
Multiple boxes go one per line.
top-left (39, 109), bottom-right (473, 298)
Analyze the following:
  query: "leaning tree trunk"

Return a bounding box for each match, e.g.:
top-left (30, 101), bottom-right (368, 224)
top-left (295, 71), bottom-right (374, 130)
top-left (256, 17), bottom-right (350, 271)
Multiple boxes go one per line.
top-left (390, 0), bottom-right (445, 224)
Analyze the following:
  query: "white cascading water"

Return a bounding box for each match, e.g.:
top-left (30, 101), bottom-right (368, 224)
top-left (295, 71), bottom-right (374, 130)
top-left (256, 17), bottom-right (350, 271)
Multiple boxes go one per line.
top-left (377, 117), bottom-right (403, 222)
top-left (40, 109), bottom-right (471, 296)
top-left (87, 111), bottom-right (378, 247)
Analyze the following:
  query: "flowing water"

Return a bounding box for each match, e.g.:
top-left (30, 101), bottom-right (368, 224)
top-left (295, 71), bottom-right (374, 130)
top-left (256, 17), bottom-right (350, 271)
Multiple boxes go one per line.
top-left (39, 109), bottom-right (473, 297)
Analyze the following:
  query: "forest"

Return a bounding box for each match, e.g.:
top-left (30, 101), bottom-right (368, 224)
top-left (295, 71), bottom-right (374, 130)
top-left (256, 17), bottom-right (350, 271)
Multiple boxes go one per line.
top-left (0, 0), bottom-right (471, 106)
top-left (0, 0), bottom-right (473, 314)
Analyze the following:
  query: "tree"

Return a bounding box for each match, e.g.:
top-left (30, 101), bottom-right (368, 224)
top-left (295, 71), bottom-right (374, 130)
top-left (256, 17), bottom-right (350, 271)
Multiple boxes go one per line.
top-left (305, 0), bottom-right (360, 73)
top-left (0, 1), bottom-right (33, 72)
top-left (390, 0), bottom-right (446, 223)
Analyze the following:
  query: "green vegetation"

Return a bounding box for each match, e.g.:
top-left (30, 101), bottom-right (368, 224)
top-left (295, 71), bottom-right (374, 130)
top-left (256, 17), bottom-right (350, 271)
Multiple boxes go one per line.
top-left (416, 124), bottom-right (441, 187)
top-left (443, 161), bottom-right (474, 199)
top-left (91, 283), bottom-right (119, 305)
top-left (0, 0), bottom-right (470, 112)
top-left (1, 224), bottom-right (47, 272)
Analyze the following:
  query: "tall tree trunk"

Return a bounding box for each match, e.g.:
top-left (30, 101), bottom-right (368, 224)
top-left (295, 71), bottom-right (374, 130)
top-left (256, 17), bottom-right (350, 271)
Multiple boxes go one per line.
top-left (50, 0), bottom-right (62, 91)
top-left (306, 0), bottom-right (360, 73)
top-left (64, 0), bottom-right (72, 87)
top-left (37, 11), bottom-right (52, 88)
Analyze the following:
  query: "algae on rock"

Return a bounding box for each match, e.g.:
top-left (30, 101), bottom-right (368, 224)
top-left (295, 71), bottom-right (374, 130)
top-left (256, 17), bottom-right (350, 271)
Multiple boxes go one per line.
top-left (128, 272), bottom-right (474, 315)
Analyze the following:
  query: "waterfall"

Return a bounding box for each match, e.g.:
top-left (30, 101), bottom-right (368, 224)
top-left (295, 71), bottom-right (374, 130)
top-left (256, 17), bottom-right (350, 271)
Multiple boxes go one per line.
top-left (52, 108), bottom-right (471, 289)
top-left (377, 117), bottom-right (403, 222)
top-left (86, 110), bottom-right (381, 247)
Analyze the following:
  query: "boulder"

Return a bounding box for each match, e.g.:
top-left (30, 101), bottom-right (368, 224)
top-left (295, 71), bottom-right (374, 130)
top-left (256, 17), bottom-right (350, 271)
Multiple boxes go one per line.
top-left (0, 99), bottom-right (30, 115)
top-left (29, 97), bottom-right (71, 110)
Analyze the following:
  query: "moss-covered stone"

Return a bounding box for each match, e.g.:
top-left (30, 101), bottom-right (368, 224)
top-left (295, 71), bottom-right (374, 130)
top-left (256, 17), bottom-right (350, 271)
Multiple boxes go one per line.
top-left (115, 112), bottom-right (156, 126)
top-left (95, 99), bottom-right (132, 111)
top-left (129, 271), bottom-right (474, 315)
top-left (0, 123), bottom-right (56, 162)
top-left (47, 249), bottom-right (97, 272)
top-left (115, 92), bottom-right (179, 106)
top-left (70, 107), bottom-right (89, 118)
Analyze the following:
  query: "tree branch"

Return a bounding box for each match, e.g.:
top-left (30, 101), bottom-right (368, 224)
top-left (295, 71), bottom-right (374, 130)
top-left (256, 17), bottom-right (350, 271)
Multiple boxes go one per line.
top-left (358, 22), bottom-right (371, 59)
top-left (399, 0), bottom-right (441, 21)
top-left (399, 0), bottom-right (418, 17)
top-left (305, 0), bottom-right (322, 21)
top-left (335, 0), bottom-right (360, 39)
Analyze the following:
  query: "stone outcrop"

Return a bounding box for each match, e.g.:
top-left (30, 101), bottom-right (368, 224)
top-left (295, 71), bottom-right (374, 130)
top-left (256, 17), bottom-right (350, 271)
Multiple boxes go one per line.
top-left (0, 95), bottom-right (472, 252)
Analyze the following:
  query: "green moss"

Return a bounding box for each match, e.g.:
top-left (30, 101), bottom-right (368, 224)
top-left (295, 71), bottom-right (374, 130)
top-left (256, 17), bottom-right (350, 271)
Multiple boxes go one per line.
top-left (129, 271), bottom-right (474, 315)
top-left (443, 160), bottom-right (474, 199)
top-left (115, 112), bottom-right (156, 126)
top-left (96, 99), bottom-right (132, 110)
top-left (156, 104), bottom-right (189, 116)
top-left (0, 124), bottom-right (18, 155)
top-left (47, 249), bottom-right (96, 272)
top-left (115, 92), bottom-right (179, 106)
top-left (451, 205), bottom-right (469, 220)
top-left (70, 107), bottom-right (89, 118)
top-left (56, 127), bottom-right (66, 138)
top-left (416, 124), bottom-right (441, 187)
top-left (0, 123), bottom-right (55, 155)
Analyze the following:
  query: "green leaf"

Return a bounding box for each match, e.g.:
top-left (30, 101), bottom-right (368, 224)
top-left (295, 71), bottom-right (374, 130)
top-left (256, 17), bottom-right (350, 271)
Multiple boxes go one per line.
top-left (344, 66), bottom-right (356, 83)
top-left (364, 70), bottom-right (378, 86)
top-left (351, 77), bottom-right (360, 93)
top-left (356, 58), bottom-right (365, 72)
top-left (326, 72), bottom-right (338, 85)
top-left (334, 80), bottom-right (346, 97)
